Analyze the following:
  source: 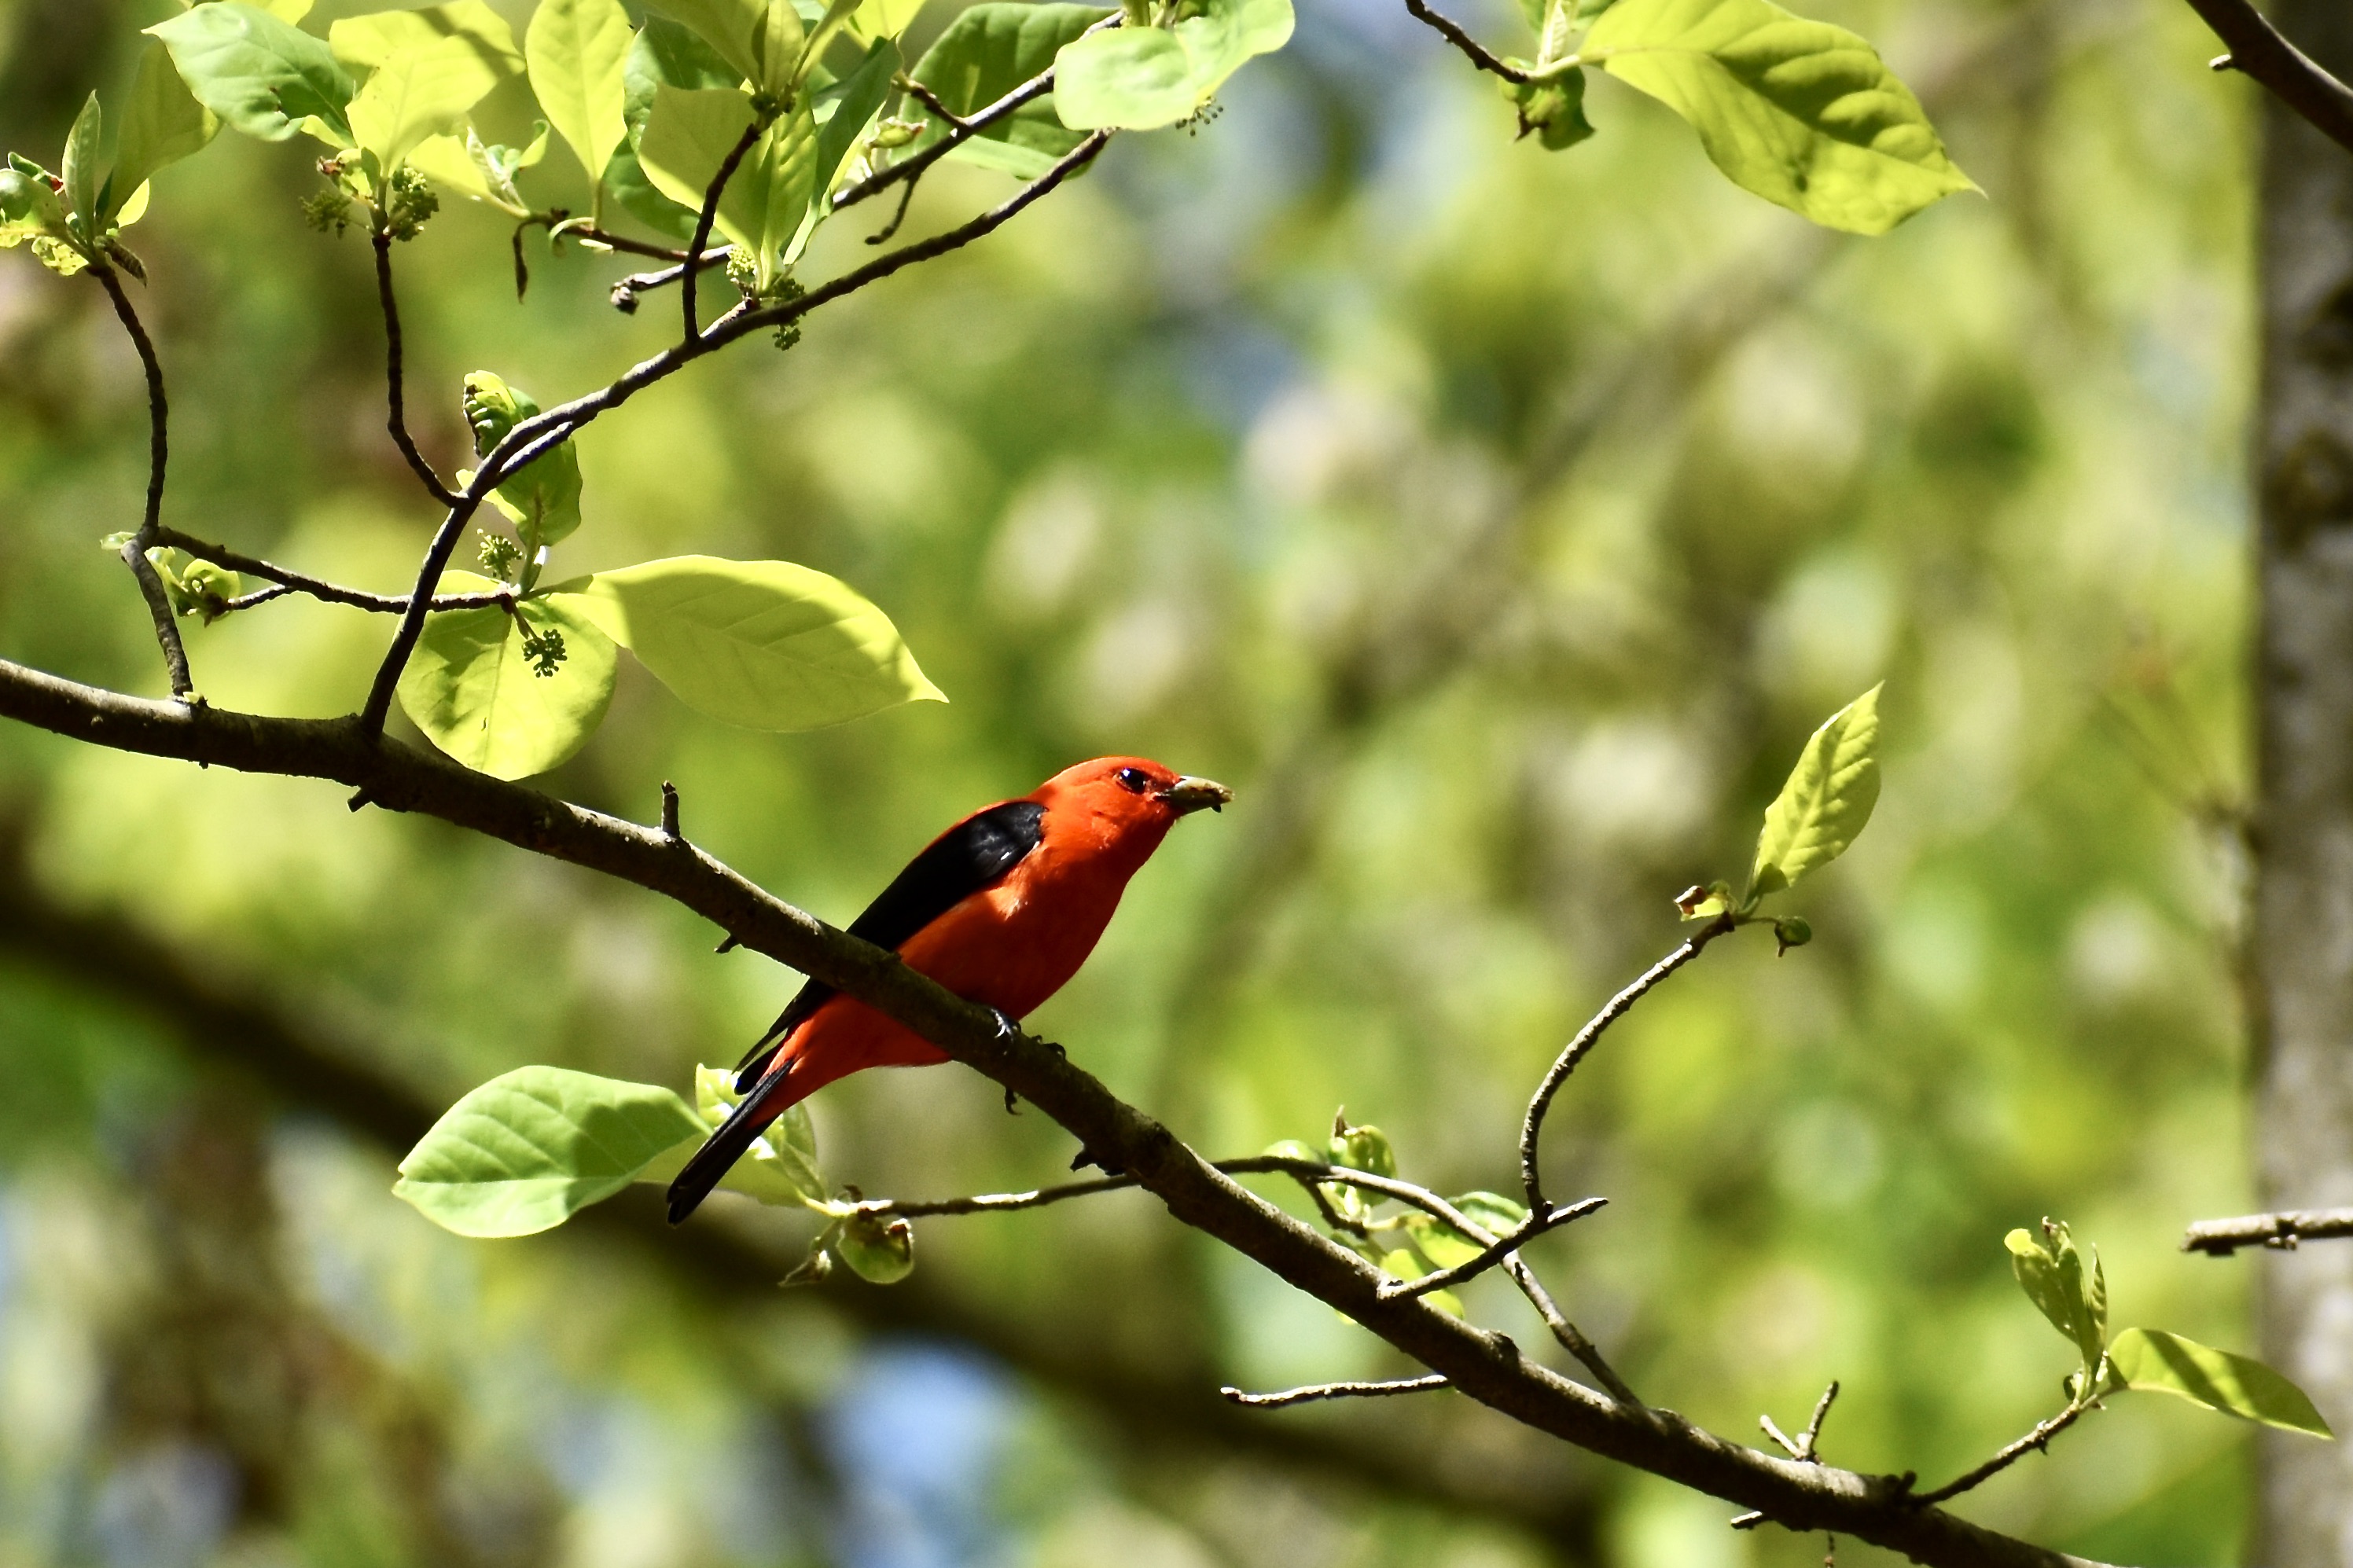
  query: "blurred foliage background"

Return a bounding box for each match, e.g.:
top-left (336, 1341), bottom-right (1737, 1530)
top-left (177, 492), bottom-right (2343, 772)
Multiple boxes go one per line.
top-left (0, 0), bottom-right (2266, 1563)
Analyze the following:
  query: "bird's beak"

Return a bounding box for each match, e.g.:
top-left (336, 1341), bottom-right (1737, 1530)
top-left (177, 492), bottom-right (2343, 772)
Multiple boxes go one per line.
top-left (1157, 776), bottom-right (1233, 815)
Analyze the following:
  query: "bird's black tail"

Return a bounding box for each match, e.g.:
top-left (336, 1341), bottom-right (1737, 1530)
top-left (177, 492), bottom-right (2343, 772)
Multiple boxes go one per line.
top-left (665, 1063), bottom-right (789, 1225)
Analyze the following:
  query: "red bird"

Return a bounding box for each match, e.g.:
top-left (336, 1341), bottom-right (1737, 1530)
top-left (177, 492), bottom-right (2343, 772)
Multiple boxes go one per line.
top-left (666, 756), bottom-right (1233, 1223)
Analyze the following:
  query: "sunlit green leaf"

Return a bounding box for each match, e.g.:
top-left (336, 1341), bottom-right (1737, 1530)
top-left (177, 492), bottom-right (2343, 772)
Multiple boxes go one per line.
top-left (1052, 0), bottom-right (1291, 132)
top-left (670, 1063), bottom-right (826, 1203)
top-left (834, 1209), bottom-right (916, 1283)
top-left (847, 0), bottom-right (929, 45)
top-left (1328, 1119), bottom-right (1397, 1180)
top-left (907, 3), bottom-right (1108, 176)
top-left (392, 1066), bottom-right (705, 1237)
top-left (1408, 1193), bottom-right (1528, 1269)
top-left (2005, 1223), bottom-right (2102, 1371)
top-left (2109, 1328), bottom-right (2333, 1438)
top-left (149, 2), bottom-right (357, 145)
top-left (810, 38), bottom-right (898, 204)
top-left (328, 2), bottom-right (522, 75)
top-left (612, 17), bottom-right (739, 236)
top-left (1748, 682), bottom-right (1881, 900)
top-left (1379, 1248), bottom-right (1465, 1317)
top-left (1581, 0), bottom-right (1972, 235)
top-left (644, 0), bottom-right (770, 88)
top-left (108, 42), bottom-right (221, 219)
top-left (638, 83), bottom-right (764, 244)
top-left (60, 94), bottom-right (101, 230)
top-left (553, 556), bottom-right (942, 733)
top-left (397, 571), bottom-right (617, 780)
top-left (527, 0), bottom-right (634, 184)
top-left (346, 32), bottom-right (512, 171)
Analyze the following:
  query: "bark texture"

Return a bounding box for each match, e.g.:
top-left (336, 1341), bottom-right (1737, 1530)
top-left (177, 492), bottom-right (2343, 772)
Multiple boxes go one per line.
top-left (2255, 6), bottom-right (2353, 1557)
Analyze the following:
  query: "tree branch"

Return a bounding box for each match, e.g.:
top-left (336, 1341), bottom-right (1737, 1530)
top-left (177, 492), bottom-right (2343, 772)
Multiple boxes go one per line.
top-left (1401, 0), bottom-right (1535, 83)
top-left (2180, 0), bottom-right (2353, 153)
top-left (608, 248), bottom-right (730, 314)
top-left (0, 851), bottom-right (1605, 1555)
top-left (682, 115), bottom-right (766, 340)
top-left (153, 527), bottom-right (510, 615)
top-left (357, 129), bottom-right (1112, 739)
top-left (1912, 1399), bottom-right (2092, 1507)
top-left (0, 656), bottom-right (2124, 1568)
top-left (89, 263), bottom-right (193, 699)
top-left (2182, 1206), bottom-right (2353, 1254)
top-left (1521, 913), bottom-right (1737, 1212)
top-left (1377, 1197), bottom-right (1608, 1303)
top-left (373, 233), bottom-right (458, 507)
top-left (1223, 1375), bottom-right (1452, 1408)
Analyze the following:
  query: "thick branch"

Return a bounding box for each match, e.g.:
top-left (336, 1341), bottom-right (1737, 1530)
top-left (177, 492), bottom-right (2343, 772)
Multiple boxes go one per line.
top-left (0, 656), bottom-right (2120, 1568)
top-left (373, 233), bottom-right (458, 507)
top-left (90, 263), bottom-right (193, 698)
top-left (0, 855), bottom-right (1600, 1551)
top-left (1521, 913), bottom-right (1737, 1212)
top-left (358, 130), bottom-right (1112, 737)
top-left (2183, 1206), bottom-right (2353, 1254)
top-left (2181, 0), bottom-right (2353, 152)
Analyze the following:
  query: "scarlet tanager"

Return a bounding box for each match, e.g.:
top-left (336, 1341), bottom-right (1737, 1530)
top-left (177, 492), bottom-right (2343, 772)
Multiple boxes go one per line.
top-left (666, 756), bottom-right (1233, 1223)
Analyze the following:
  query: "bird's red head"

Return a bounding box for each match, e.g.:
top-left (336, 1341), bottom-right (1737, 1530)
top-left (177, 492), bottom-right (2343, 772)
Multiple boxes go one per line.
top-left (1030, 756), bottom-right (1233, 857)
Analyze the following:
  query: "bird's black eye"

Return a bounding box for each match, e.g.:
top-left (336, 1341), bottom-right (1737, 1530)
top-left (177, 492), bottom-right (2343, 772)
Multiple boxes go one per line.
top-left (1114, 766), bottom-right (1153, 795)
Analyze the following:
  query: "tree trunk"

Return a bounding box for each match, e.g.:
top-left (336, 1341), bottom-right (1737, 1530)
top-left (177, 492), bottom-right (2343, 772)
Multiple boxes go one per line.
top-left (2254, 6), bottom-right (2353, 1560)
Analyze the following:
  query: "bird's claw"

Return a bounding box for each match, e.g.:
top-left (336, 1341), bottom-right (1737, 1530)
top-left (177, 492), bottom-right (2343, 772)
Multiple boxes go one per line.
top-left (1041, 1040), bottom-right (1067, 1060)
top-left (1003, 1084), bottom-right (1020, 1115)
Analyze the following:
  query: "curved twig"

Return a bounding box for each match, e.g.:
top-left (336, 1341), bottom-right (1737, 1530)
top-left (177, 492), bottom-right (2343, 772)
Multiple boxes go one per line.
top-left (153, 528), bottom-right (509, 615)
top-left (1520, 913), bottom-right (1737, 1212)
top-left (372, 233), bottom-right (458, 507)
top-left (1402, 0), bottom-right (1535, 83)
top-left (1912, 1401), bottom-right (2092, 1507)
top-left (2179, 0), bottom-right (2353, 152)
top-left (683, 116), bottom-right (766, 340)
top-left (89, 264), bottom-right (193, 698)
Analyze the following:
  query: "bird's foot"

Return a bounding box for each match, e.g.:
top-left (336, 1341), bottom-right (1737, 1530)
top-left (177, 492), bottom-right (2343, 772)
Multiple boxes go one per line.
top-left (1003, 1083), bottom-right (1020, 1115)
top-left (1040, 1039), bottom-right (1067, 1060)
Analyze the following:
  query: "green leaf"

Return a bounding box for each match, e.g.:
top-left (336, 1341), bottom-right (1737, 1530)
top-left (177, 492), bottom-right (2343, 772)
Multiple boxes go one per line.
top-left (907, 3), bottom-right (1108, 176)
top-left (848, 0), bottom-right (929, 44)
top-left (396, 571), bottom-right (617, 780)
top-left (1378, 1248), bottom-right (1465, 1317)
top-left (553, 555), bottom-right (943, 731)
top-left (810, 37), bottom-right (899, 204)
top-left (1510, 67), bottom-right (1594, 151)
top-left (678, 1062), bottom-right (826, 1203)
top-left (327, 2), bottom-right (522, 75)
top-left (407, 123), bottom-right (543, 215)
top-left (1409, 1192), bottom-right (1528, 1269)
top-left (1580, 0), bottom-right (1972, 235)
top-left (611, 17), bottom-right (740, 236)
top-left (392, 1066), bottom-right (706, 1238)
top-left (638, 83), bottom-right (765, 245)
top-left (1747, 681), bottom-right (1881, 901)
top-left (61, 93), bottom-right (101, 230)
top-left (1052, 0), bottom-right (1292, 132)
top-left (2109, 1328), bottom-right (2333, 1438)
top-left (834, 1209), bottom-right (916, 1283)
top-left (1327, 1118), bottom-right (1398, 1181)
top-left (108, 42), bottom-right (221, 219)
top-left (346, 31), bottom-right (513, 171)
top-left (527, 0), bottom-right (634, 184)
top-left (461, 372), bottom-right (583, 545)
top-left (2005, 1222), bottom-right (2102, 1371)
top-left (644, 0), bottom-right (770, 88)
top-left (147, 2), bottom-right (356, 145)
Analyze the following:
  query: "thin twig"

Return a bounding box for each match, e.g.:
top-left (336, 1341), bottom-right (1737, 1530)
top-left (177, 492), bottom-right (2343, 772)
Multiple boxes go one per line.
top-left (609, 248), bottom-right (730, 314)
top-left (2182, 1206), bottom-right (2353, 1254)
top-left (1521, 912), bottom-right (1737, 1212)
top-left (832, 18), bottom-right (1117, 213)
top-left (1377, 1196), bottom-right (1608, 1302)
top-left (90, 264), bottom-right (193, 699)
top-left (866, 171), bottom-right (921, 244)
top-left (683, 116), bottom-right (766, 340)
top-left (1222, 1374), bottom-right (1450, 1408)
top-left (372, 233), bottom-right (458, 507)
top-left (564, 225), bottom-right (694, 261)
top-left (1504, 1254), bottom-right (1640, 1404)
top-left (2178, 0), bottom-right (2353, 153)
top-left (1912, 1401), bottom-right (2090, 1507)
top-left (1763, 1382), bottom-right (1840, 1461)
top-left (896, 74), bottom-right (976, 132)
top-left (1402, 0), bottom-right (1534, 83)
top-left (153, 528), bottom-right (509, 615)
top-left (660, 780), bottom-right (683, 840)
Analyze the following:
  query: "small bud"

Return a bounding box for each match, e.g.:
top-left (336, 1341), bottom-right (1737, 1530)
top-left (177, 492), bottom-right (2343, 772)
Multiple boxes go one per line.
top-left (520, 623), bottom-right (567, 678)
top-left (833, 1209), bottom-right (915, 1283)
top-left (462, 372), bottom-right (540, 457)
top-left (301, 187), bottom-right (353, 237)
top-left (1327, 1117), bottom-right (1398, 1181)
top-left (477, 531), bottom-right (523, 581)
top-left (1773, 916), bottom-right (1812, 956)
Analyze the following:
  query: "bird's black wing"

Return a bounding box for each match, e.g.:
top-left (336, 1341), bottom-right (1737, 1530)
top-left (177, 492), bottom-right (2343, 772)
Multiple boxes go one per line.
top-left (732, 799), bottom-right (1047, 1089)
